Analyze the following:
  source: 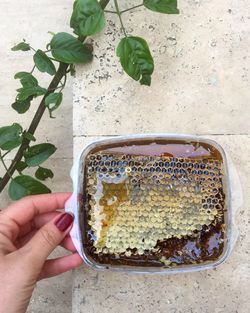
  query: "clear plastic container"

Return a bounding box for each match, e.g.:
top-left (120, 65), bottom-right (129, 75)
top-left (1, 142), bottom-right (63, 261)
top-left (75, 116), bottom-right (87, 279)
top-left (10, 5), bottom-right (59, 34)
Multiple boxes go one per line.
top-left (65, 134), bottom-right (241, 274)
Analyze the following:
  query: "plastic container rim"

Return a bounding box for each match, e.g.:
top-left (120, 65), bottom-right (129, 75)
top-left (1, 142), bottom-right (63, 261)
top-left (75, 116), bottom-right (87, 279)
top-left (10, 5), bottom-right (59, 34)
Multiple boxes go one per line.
top-left (71, 133), bottom-right (232, 274)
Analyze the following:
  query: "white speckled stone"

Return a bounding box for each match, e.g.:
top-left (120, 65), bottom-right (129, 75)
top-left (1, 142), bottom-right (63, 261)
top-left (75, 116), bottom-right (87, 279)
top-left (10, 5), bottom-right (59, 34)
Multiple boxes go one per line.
top-left (0, 1), bottom-right (74, 312)
top-left (73, 0), bottom-right (249, 137)
top-left (72, 135), bottom-right (249, 313)
top-left (72, 1), bottom-right (250, 312)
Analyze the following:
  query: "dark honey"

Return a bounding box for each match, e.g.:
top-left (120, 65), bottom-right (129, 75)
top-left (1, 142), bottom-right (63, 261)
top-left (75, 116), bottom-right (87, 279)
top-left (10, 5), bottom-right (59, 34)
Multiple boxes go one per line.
top-left (82, 139), bottom-right (226, 268)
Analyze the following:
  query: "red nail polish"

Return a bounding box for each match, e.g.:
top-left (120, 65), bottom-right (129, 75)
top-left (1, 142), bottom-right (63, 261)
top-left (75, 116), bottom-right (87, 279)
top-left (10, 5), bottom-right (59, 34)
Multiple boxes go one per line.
top-left (55, 213), bottom-right (74, 232)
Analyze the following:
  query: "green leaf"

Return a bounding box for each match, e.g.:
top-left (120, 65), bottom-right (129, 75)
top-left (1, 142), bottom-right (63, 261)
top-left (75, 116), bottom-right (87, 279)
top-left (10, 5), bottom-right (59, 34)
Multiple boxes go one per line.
top-left (33, 49), bottom-right (56, 76)
top-left (16, 161), bottom-right (28, 173)
top-left (35, 167), bottom-right (54, 181)
top-left (70, 0), bottom-right (106, 36)
top-left (24, 143), bottom-right (56, 167)
top-left (16, 86), bottom-right (47, 101)
top-left (45, 92), bottom-right (63, 114)
top-left (50, 32), bottom-right (93, 64)
top-left (15, 72), bottom-right (38, 88)
top-left (116, 36), bottom-right (154, 86)
top-left (8, 175), bottom-right (51, 200)
top-left (143, 0), bottom-right (179, 14)
top-left (12, 98), bottom-right (31, 114)
top-left (11, 41), bottom-right (30, 51)
top-left (0, 123), bottom-right (22, 151)
top-left (23, 132), bottom-right (36, 142)
top-left (14, 72), bottom-right (45, 101)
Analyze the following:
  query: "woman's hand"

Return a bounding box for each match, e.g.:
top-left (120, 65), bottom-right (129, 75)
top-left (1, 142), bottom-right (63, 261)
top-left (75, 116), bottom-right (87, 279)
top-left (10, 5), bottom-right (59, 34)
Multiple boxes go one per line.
top-left (0, 192), bottom-right (82, 313)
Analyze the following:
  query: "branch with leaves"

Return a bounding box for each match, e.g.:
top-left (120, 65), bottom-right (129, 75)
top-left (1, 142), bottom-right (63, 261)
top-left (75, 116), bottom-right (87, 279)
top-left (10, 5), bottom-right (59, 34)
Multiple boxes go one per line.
top-left (0, 0), bottom-right (179, 200)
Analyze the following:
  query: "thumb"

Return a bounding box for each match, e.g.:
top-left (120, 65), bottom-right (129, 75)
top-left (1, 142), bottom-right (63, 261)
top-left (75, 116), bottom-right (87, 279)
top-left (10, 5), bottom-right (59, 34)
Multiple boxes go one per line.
top-left (24, 212), bottom-right (74, 263)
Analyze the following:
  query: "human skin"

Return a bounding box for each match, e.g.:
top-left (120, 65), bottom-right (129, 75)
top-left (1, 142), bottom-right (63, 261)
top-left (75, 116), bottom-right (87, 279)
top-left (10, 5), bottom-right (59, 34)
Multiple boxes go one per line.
top-left (0, 192), bottom-right (83, 313)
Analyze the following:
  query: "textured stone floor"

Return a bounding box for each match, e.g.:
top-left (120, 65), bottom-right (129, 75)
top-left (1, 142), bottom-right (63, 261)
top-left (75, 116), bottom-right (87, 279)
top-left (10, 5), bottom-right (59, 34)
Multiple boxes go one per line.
top-left (0, 0), bottom-right (249, 312)
top-left (0, 1), bottom-right (74, 312)
top-left (72, 1), bottom-right (250, 313)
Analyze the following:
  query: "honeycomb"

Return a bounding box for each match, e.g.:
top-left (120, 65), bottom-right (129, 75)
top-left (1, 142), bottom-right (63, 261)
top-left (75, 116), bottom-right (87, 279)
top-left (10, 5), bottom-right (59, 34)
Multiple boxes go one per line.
top-left (83, 142), bottom-right (225, 267)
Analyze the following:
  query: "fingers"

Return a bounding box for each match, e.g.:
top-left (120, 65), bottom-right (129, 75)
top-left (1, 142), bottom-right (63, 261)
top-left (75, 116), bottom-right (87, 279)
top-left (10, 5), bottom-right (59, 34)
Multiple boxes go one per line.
top-left (22, 212), bottom-right (74, 265)
top-left (39, 253), bottom-right (83, 280)
top-left (19, 211), bottom-right (61, 237)
top-left (2, 192), bottom-right (71, 227)
top-left (17, 232), bottom-right (77, 253)
top-left (16, 229), bottom-right (37, 248)
top-left (61, 237), bottom-right (77, 252)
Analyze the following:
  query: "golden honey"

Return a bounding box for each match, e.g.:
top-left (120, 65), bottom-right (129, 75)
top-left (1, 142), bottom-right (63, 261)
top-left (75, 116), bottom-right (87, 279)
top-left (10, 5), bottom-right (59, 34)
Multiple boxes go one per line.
top-left (82, 140), bottom-right (226, 267)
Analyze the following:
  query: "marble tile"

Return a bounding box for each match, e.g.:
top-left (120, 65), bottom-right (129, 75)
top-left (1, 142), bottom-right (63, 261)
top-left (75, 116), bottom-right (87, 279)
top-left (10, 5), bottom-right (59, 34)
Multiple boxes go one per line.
top-left (72, 1), bottom-right (249, 312)
top-left (72, 135), bottom-right (249, 313)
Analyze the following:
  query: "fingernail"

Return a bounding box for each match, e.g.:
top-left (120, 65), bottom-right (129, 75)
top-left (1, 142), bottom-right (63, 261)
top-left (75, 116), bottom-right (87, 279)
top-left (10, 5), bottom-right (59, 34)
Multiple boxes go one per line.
top-left (54, 213), bottom-right (74, 232)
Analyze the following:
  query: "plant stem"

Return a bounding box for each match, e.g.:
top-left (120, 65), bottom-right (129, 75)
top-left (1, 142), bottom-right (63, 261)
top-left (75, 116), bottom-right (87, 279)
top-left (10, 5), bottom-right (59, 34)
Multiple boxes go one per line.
top-left (29, 46), bottom-right (37, 53)
top-left (0, 0), bottom-right (111, 194)
top-left (30, 64), bottom-right (36, 74)
top-left (59, 74), bottom-right (67, 92)
top-left (120, 3), bottom-right (144, 14)
top-left (49, 57), bottom-right (60, 62)
top-left (0, 62), bottom-right (68, 192)
top-left (104, 9), bottom-right (117, 14)
top-left (2, 150), bottom-right (11, 158)
top-left (113, 0), bottom-right (127, 37)
top-left (0, 153), bottom-right (13, 180)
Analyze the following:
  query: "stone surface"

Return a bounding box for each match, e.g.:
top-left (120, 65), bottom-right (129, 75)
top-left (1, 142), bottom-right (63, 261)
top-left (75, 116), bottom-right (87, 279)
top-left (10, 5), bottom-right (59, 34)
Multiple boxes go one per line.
top-left (0, 1), bottom-right (74, 312)
top-left (73, 0), bottom-right (249, 137)
top-left (72, 135), bottom-right (249, 313)
top-left (72, 1), bottom-right (250, 313)
top-left (1, 0), bottom-right (249, 312)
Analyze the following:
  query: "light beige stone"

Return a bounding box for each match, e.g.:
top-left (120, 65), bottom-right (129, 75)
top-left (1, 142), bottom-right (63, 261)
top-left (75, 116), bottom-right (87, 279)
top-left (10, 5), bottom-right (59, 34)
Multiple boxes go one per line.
top-left (0, 158), bottom-right (74, 313)
top-left (0, 1), bottom-right (74, 312)
top-left (1, 0), bottom-right (249, 312)
top-left (72, 135), bottom-right (250, 313)
top-left (73, 1), bottom-right (250, 137)
top-left (72, 1), bottom-right (250, 312)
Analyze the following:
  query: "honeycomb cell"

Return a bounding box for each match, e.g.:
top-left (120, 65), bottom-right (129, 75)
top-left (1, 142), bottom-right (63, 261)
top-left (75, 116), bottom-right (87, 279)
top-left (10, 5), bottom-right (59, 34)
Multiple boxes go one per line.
top-left (83, 141), bottom-right (226, 268)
